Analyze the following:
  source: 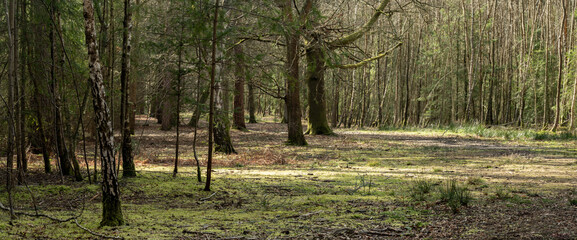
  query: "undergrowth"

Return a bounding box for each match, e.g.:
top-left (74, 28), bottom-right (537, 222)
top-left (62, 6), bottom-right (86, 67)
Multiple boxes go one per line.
top-left (379, 123), bottom-right (576, 140)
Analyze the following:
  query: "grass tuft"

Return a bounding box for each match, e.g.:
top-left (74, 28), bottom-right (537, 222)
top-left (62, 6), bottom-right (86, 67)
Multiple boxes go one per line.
top-left (410, 179), bottom-right (435, 201)
top-left (438, 179), bottom-right (473, 213)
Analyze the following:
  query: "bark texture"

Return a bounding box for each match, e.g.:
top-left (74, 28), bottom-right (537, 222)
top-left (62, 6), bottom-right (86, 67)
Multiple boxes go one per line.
top-left (233, 44), bottom-right (247, 131)
top-left (282, 0), bottom-right (307, 145)
top-left (83, 0), bottom-right (124, 226)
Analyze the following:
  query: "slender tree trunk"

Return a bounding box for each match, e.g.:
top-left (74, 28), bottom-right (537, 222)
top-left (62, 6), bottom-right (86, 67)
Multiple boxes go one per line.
top-left (15, 0), bottom-right (24, 183)
top-left (543, 0), bottom-right (550, 128)
top-left (247, 80), bottom-right (257, 123)
top-left (83, 0), bottom-right (124, 226)
top-left (120, 0), bottom-right (136, 177)
top-left (50, 2), bottom-right (71, 176)
top-left (552, 1), bottom-right (567, 132)
top-left (5, 0), bottom-right (17, 220)
top-left (188, 86), bottom-right (210, 127)
top-left (205, 0), bottom-right (220, 192)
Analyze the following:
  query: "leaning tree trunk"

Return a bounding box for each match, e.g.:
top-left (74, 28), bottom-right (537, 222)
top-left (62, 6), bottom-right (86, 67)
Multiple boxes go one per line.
top-left (120, 0), bottom-right (135, 177)
top-left (305, 41), bottom-right (333, 135)
top-left (83, 0), bottom-right (124, 227)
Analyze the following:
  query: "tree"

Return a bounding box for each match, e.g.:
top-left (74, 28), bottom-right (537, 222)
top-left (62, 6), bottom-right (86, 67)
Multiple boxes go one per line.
top-left (304, 0), bottom-right (392, 135)
top-left (205, 0), bottom-right (221, 192)
top-left (280, 0), bottom-right (312, 146)
top-left (120, 0), bottom-right (136, 177)
top-left (83, 0), bottom-right (124, 226)
top-left (5, 0), bottom-right (17, 220)
top-left (213, 0), bottom-right (236, 154)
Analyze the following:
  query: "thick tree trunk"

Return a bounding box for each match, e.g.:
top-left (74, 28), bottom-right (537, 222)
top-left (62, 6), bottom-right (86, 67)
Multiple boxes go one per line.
top-left (83, 0), bottom-right (124, 226)
top-left (283, 0), bottom-right (307, 145)
top-left (305, 42), bottom-right (333, 135)
top-left (232, 44), bottom-right (247, 130)
top-left (120, 0), bottom-right (136, 177)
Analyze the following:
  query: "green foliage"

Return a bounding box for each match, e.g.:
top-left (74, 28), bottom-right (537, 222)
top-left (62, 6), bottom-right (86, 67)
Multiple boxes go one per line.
top-left (438, 180), bottom-right (473, 213)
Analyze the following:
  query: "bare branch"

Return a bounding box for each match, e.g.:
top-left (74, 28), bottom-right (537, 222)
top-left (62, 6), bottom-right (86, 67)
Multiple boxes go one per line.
top-left (332, 42), bottom-right (402, 69)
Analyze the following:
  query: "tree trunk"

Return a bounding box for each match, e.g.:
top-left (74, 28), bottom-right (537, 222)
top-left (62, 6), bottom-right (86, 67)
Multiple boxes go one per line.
top-left (552, 2), bottom-right (567, 132)
top-left (188, 86), bottom-right (210, 127)
top-left (305, 41), bottom-right (333, 135)
top-left (205, 0), bottom-right (220, 192)
top-left (83, 0), bottom-right (124, 226)
top-left (212, 0), bottom-right (235, 154)
top-left (543, 0), bottom-right (550, 128)
top-left (120, 0), bottom-right (136, 177)
top-left (50, 3), bottom-right (72, 176)
top-left (233, 44), bottom-right (247, 130)
top-left (247, 80), bottom-right (257, 123)
top-left (283, 0), bottom-right (307, 145)
top-left (6, 0), bottom-right (17, 219)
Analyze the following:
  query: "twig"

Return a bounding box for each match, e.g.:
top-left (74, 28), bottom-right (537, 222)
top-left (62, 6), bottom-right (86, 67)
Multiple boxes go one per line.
top-left (200, 192), bottom-right (217, 201)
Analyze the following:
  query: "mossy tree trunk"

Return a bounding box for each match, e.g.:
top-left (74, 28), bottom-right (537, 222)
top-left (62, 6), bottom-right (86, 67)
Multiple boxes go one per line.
top-left (83, 0), bottom-right (124, 226)
top-left (214, 73), bottom-right (236, 154)
top-left (305, 41), bottom-right (332, 135)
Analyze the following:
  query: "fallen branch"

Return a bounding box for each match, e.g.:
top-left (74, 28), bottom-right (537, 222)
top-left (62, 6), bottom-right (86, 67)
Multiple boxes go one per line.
top-left (200, 192), bottom-right (217, 201)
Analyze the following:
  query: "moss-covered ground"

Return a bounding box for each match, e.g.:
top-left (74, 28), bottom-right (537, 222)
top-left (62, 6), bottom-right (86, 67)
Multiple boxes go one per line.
top-left (1, 117), bottom-right (577, 239)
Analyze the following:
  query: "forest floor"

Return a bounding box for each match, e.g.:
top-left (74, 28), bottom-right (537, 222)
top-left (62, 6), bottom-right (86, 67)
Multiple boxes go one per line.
top-left (2, 116), bottom-right (577, 239)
